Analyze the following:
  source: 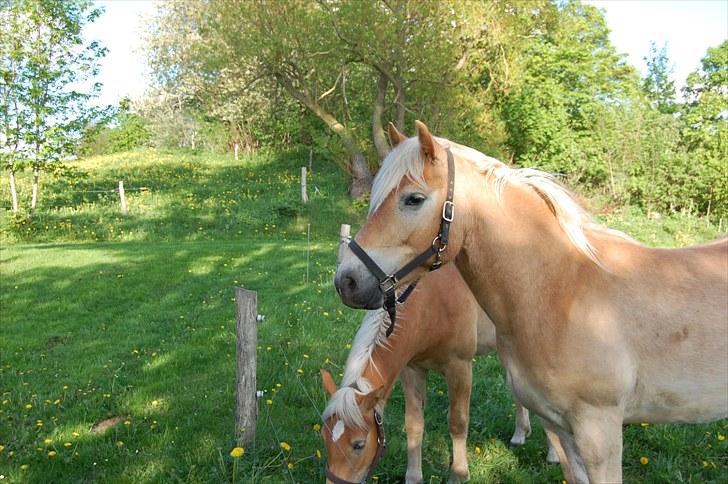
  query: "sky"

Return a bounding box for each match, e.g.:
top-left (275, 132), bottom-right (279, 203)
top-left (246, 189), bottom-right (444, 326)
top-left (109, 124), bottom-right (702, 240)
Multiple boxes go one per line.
top-left (85, 0), bottom-right (728, 107)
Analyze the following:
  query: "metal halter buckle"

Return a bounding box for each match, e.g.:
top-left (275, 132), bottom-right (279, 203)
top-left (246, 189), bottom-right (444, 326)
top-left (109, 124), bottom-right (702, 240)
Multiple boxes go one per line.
top-left (379, 276), bottom-right (397, 294)
top-left (442, 200), bottom-right (455, 222)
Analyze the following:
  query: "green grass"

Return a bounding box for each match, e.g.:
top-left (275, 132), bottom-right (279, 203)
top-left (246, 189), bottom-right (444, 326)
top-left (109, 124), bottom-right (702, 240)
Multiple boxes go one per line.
top-left (1, 149), bottom-right (726, 483)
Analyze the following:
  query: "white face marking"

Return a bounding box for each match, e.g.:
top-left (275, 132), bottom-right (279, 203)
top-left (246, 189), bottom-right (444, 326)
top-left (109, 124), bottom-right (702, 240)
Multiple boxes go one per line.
top-left (332, 420), bottom-right (345, 442)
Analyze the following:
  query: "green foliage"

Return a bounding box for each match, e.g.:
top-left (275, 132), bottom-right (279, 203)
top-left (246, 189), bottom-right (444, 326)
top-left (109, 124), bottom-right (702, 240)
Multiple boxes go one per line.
top-left (79, 99), bottom-right (152, 156)
top-left (642, 42), bottom-right (677, 114)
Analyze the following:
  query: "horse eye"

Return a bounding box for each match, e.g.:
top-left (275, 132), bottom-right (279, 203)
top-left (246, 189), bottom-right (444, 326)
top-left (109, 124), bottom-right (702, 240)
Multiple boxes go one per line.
top-left (403, 193), bottom-right (426, 207)
top-left (352, 440), bottom-right (366, 451)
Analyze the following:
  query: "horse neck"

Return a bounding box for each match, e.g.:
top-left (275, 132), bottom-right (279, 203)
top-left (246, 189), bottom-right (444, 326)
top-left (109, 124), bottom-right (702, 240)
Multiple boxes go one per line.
top-left (455, 170), bottom-right (586, 325)
top-left (359, 323), bottom-right (418, 403)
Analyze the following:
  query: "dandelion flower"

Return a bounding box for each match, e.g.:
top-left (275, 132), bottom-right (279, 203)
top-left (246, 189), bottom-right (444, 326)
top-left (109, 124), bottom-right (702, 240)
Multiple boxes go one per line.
top-left (280, 442), bottom-right (291, 452)
top-left (64, 442), bottom-right (72, 448)
top-left (230, 447), bottom-right (245, 458)
top-left (475, 447), bottom-right (481, 454)
top-left (276, 383), bottom-right (282, 388)
top-left (718, 434), bottom-right (726, 441)
top-left (640, 456), bottom-right (649, 465)
top-left (315, 449), bottom-right (321, 459)
top-left (44, 439), bottom-right (53, 445)
top-left (48, 451), bottom-right (57, 457)
top-left (640, 422), bottom-right (649, 427)
top-left (124, 420), bottom-right (131, 426)
top-left (72, 432), bottom-right (80, 438)
top-left (0, 445), bottom-right (4, 452)
top-left (312, 423), bottom-right (321, 432)
top-left (25, 404), bottom-right (32, 410)
top-left (303, 354), bottom-right (309, 359)
top-left (116, 441), bottom-right (124, 448)
top-left (287, 462), bottom-right (294, 470)
top-left (266, 399), bottom-right (273, 405)
top-left (20, 464), bottom-right (29, 471)
top-left (296, 368), bottom-right (304, 375)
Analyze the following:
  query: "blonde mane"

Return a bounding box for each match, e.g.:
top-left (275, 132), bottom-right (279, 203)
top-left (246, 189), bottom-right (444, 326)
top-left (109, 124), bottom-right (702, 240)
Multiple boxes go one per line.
top-left (369, 136), bottom-right (619, 267)
top-left (322, 309), bottom-right (391, 428)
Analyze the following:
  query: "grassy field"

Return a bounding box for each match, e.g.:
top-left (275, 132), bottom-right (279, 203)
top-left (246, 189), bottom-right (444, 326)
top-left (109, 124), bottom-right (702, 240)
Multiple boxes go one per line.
top-left (0, 149), bottom-right (726, 483)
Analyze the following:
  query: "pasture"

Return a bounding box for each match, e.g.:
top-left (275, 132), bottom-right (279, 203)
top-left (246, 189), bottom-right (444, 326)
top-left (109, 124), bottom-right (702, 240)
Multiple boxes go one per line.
top-left (0, 150), bottom-right (725, 483)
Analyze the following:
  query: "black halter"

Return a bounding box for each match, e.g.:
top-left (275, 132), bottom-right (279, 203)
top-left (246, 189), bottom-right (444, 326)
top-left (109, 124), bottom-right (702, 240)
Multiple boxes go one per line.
top-left (325, 410), bottom-right (387, 484)
top-left (348, 148), bottom-right (455, 337)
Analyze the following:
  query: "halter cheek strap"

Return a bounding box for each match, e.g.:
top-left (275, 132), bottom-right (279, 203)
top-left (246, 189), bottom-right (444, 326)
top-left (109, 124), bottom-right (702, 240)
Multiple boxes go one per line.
top-left (347, 148), bottom-right (455, 337)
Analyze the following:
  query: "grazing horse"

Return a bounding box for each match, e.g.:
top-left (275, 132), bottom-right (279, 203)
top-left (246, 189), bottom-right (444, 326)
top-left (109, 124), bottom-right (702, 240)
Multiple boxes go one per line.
top-left (321, 263), bottom-right (557, 484)
top-left (334, 121), bottom-right (728, 483)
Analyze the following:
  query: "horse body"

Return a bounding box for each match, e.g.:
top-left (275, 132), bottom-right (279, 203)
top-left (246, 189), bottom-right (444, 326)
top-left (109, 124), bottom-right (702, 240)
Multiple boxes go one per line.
top-left (335, 121), bottom-right (728, 483)
top-left (322, 263), bottom-right (552, 484)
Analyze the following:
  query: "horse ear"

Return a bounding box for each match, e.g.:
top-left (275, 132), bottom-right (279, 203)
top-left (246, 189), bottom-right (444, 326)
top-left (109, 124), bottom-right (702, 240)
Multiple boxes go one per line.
top-left (387, 122), bottom-right (407, 148)
top-left (357, 384), bottom-right (385, 410)
top-left (320, 369), bottom-right (338, 396)
top-left (415, 120), bottom-right (444, 163)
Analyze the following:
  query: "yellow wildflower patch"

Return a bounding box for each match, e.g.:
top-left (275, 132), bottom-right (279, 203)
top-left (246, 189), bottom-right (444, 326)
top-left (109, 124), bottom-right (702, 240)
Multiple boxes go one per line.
top-left (280, 442), bottom-right (291, 452)
top-left (230, 447), bottom-right (245, 458)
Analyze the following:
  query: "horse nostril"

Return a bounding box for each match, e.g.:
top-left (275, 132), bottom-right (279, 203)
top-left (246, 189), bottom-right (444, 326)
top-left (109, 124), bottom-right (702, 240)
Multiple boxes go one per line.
top-left (344, 276), bottom-right (357, 293)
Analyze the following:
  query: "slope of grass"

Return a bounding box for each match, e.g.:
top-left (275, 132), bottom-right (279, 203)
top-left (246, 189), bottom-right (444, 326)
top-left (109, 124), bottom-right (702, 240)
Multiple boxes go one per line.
top-left (1, 149), bottom-right (726, 483)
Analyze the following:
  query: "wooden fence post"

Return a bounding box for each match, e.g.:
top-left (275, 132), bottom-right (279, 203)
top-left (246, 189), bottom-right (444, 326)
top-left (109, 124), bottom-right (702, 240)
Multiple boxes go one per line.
top-left (338, 223), bottom-right (351, 264)
top-left (234, 143), bottom-right (239, 161)
top-left (235, 287), bottom-right (257, 445)
top-left (301, 167), bottom-right (309, 203)
top-left (118, 180), bottom-right (128, 215)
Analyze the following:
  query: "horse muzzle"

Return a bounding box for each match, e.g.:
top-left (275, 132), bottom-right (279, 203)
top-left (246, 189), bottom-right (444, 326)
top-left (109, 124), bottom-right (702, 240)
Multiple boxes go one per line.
top-left (334, 266), bottom-right (383, 309)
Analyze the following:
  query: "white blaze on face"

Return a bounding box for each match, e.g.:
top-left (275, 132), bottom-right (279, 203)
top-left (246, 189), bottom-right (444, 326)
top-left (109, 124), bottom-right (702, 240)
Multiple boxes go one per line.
top-left (332, 420), bottom-right (345, 442)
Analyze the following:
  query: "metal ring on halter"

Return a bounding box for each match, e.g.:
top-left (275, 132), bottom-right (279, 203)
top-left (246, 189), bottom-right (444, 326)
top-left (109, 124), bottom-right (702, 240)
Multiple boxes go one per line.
top-left (431, 235), bottom-right (447, 253)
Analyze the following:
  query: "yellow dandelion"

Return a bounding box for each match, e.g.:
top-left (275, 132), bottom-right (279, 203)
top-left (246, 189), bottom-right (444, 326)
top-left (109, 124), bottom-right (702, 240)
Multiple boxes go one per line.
top-left (53, 399), bottom-right (60, 405)
top-left (315, 449), bottom-right (322, 459)
top-left (640, 422), bottom-right (649, 427)
top-left (25, 404), bottom-right (32, 410)
top-left (230, 447), bottom-right (245, 458)
top-left (2, 400), bottom-right (7, 405)
top-left (345, 344), bottom-right (351, 349)
top-left (276, 383), bottom-right (282, 388)
top-left (124, 420), bottom-right (131, 426)
top-left (64, 442), bottom-right (72, 448)
top-left (303, 354), bottom-right (309, 359)
top-left (48, 451), bottom-right (57, 457)
top-left (266, 346), bottom-right (272, 351)
top-left (718, 434), bottom-right (726, 441)
top-left (287, 462), bottom-right (294, 470)
top-left (280, 442), bottom-right (291, 452)
top-left (72, 432), bottom-right (80, 438)
top-left (640, 456), bottom-right (649, 465)
top-left (44, 438), bottom-right (53, 445)
top-left (266, 399), bottom-right (273, 405)
top-left (20, 464), bottom-right (29, 471)
top-left (296, 368), bottom-right (304, 375)
top-left (116, 441), bottom-right (124, 448)
top-left (151, 400), bottom-right (159, 407)
top-left (312, 423), bottom-right (321, 432)
top-left (474, 447), bottom-right (481, 454)
top-left (0, 444), bottom-right (4, 452)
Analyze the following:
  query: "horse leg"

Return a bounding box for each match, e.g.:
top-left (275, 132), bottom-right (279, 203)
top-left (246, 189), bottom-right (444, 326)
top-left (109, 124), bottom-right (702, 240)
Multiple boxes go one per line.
top-left (571, 406), bottom-right (624, 483)
top-left (444, 360), bottom-right (473, 483)
top-left (509, 403), bottom-right (532, 446)
top-left (541, 420), bottom-right (588, 484)
top-left (401, 365), bottom-right (427, 484)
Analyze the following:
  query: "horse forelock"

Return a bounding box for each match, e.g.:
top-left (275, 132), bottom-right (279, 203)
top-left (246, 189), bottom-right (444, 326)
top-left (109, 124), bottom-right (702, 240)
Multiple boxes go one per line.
top-left (369, 138), bottom-right (427, 215)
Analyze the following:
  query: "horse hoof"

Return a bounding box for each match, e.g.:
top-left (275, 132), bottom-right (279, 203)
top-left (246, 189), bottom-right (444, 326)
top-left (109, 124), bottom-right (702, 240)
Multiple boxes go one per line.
top-left (448, 469), bottom-right (470, 483)
top-left (509, 435), bottom-right (526, 446)
top-left (546, 447), bottom-right (560, 464)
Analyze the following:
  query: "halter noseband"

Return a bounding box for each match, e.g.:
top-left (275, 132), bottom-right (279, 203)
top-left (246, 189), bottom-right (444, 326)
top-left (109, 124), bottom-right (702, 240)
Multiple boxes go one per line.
top-left (348, 148), bottom-right (455, 337)
top-left (325, 409), bottom-right (387, 484)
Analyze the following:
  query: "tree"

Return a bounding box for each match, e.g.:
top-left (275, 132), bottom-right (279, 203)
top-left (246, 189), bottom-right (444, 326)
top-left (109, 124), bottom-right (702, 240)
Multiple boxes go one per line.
top-left (0, 0), bottom-right (106, 213)
top-left (641, 42), bottom-right (677, 114)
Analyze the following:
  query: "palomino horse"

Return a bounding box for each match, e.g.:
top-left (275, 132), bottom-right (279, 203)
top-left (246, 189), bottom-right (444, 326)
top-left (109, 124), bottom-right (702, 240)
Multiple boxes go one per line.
top-left (321, 263), bottom-right (557, 484)
top-left (334, 121), bottom-right (728, 483)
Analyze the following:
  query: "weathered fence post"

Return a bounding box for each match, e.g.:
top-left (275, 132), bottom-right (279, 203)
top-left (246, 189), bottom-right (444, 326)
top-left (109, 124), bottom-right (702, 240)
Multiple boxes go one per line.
top-left (301, 166), bottom-right (309, 203)
top-left (235, 287), bottom-right (257, 445)
top-left (337, 223), bottom-right (351, 264)
top-left (234, 143), bottom-right (240, 161)
top-left (118, 180), bottom-right (128, 215)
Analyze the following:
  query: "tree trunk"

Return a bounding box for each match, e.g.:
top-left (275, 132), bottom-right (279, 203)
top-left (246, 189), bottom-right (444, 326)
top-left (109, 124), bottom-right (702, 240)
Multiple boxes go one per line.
top-left (31, 166), bottom-right (39, 211)
top-left (8, 170), bottom-right (19, 213)
top-left (275, 74), bottom-right (372, 197)
top-left (372, 72), bottom-right (390, 160)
